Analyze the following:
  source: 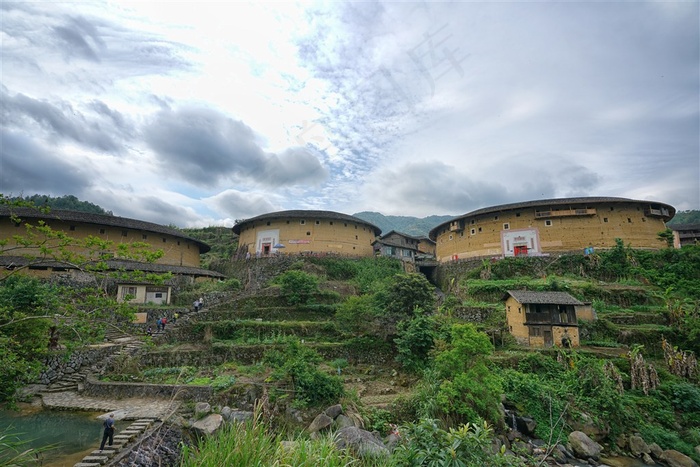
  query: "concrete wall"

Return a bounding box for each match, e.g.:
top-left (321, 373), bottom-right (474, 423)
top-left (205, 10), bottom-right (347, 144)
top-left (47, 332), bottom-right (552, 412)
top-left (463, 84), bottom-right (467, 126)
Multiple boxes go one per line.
top-left (433, 201), bottom-right (669, 262)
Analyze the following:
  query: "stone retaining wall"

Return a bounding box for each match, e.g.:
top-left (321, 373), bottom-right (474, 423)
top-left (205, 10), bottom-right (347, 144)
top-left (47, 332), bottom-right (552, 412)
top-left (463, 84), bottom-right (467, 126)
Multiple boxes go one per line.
top-left (142, 342), bottom-right (395, 367)
top-left (38, 344), bottom-right (118, 384)
top-left (83, 376), bottom-right (213, 400)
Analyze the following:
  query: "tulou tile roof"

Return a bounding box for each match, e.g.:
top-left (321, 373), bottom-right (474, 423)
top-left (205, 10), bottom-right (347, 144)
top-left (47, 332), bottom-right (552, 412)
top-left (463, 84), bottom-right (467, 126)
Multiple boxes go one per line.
top-left (0, 207), bottom-right (211, 253)
top-left (232, 210), bottom-right (381, 235)
top-left (505, 290), bottom-right (584, 305)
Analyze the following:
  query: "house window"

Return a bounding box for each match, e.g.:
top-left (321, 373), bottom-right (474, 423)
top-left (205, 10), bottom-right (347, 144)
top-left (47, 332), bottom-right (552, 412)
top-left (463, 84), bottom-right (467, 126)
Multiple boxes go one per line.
top-left (300, 220), bottom-right (306, 225)
top-left (316, 220), bottom-right (320, 225)
top-left (503, 223), bottom-right (510, 230)
top-left (99, 228), bottom-right (105, 234)
top-left (478, 227), bottom-right (482, 232)
top-left (121, 286), bottom-right (137, 298)
top-left (330, 221), bottom-right (333, 225)
top-left (516, 213), bottom-right (521, 217)
top-left (628, 218), bottom-right (632, 223)
top-left (344, 223), bottom-right (347, 227)
top-left (122, 230), bottom-right (128, 237)
top-left (610, 207), bottom-right (614, 211)
top-left (355, 235), bottom-right (358, 240)
top-left (286, 221), bottom-right (290, 224)
top-left (642, 218), bottom-right (646, 222)
top-left (162, 238), bottom-right (167, 243)
top-left (306, 231), bottom-right (311, 236)
top-left (70, 225), bottom-right (76, 231)
top-left (603, 218), bottom-right (608, 223)
top-left (449, 235), bottom-right (453, 240)
top-left (471, 228), bottom-right (476, 235)
top-left (177, 241), bottom-right (180, 245)
top-left (545, 220), bottom-right (552, 226)
top-left (267, 221), bottom-right (271, 226)
top-left (494, 215), bottom-right (499, 220)
top-left (155, 292), bottom-right (163, 298)
top-left (471, 219), bottom-right (475, 225)
top-left (142, 234), bottom-right (148, 240)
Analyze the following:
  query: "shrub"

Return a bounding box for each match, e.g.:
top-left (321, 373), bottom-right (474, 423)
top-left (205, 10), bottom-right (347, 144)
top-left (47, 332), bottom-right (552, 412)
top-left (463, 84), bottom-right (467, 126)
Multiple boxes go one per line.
top-left (335, 295), bottom-right (380, 337)
top-left (263, 341), bottom-right (344, 408)
top-left (277, 270), bottom-right (319, 306)
top-left (395, 312), bottom-right (437, 372)
top-left (393, 418), bottom-right (525, 467)
top-left (431, 324), bottom-right (503, 427)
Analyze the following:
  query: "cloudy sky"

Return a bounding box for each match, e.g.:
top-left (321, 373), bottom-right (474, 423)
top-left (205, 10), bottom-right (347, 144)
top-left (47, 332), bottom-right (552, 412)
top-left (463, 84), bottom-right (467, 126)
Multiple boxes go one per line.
top-left (1, 1), bottom-right (698, 227)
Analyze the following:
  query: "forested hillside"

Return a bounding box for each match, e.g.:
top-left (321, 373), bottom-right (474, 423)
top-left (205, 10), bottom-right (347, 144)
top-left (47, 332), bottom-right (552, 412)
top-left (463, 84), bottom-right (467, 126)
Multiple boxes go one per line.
top-left (6, 194), bottom-right (113, 215)
top-left (352, 211), bottom-right (453, 237)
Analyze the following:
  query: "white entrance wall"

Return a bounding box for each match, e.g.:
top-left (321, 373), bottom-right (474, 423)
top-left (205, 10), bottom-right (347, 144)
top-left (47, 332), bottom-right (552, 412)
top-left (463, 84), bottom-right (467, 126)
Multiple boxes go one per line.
top-left (256, 229), bottom-right (280, 254)
top-left (501, 228), bottom-right (541, 257)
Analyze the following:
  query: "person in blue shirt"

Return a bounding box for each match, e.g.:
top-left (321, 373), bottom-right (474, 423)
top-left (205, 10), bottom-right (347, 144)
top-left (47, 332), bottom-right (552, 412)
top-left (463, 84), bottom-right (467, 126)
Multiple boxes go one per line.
top-left (100, 413), bottom-right (115, 451)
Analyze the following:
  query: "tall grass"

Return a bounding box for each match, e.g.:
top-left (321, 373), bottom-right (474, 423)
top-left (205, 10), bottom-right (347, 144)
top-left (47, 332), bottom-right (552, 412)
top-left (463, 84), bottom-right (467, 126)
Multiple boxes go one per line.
top-left (179, 415), bottom-right (384, 467)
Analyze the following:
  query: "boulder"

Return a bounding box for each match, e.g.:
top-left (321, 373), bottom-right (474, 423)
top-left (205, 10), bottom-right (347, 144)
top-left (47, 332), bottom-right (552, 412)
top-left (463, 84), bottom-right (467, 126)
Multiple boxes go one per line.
top-left (629, 435), bottom-right (650, 457)
top-left (307, 413), bottom-right (333, 433)
top-left (515, 416), bottom-right (537, 437)
top-left (569, 412), bottom-right (608, 440)
top-left (568, 431), bottom-right (602, 461)
top-left (659, 450), bottom-right (699, 467)
top-left (642, 452), bottom-right (655, 465)
top-left (194, 402), bottom-right (211, 418)
top-left (334, 426), bottom-right (389, 459)
top-left (333, 414), bottom-right (355, 429)
top-left (324, 404), bottom-right (343, 419)
top-left (649, 443), bottom-right (663, 459)
top-left (220, 406), bottom-right (232, 421)
top-left (228, 410), bottom-right (254, 423)
top-left (192, 414), bottom-right (224, 437)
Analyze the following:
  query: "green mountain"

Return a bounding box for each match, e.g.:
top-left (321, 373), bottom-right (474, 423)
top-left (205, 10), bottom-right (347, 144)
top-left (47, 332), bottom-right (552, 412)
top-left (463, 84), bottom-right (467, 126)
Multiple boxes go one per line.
top-left (668, 210), bottom-right (700, 225)
top-left (352, 211), bottom-right (454, 237)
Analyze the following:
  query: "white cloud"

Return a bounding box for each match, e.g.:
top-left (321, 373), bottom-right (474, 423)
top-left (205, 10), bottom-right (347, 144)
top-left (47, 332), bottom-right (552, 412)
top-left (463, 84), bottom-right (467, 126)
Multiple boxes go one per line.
top-left (0, 0), bottom-right (697, 227)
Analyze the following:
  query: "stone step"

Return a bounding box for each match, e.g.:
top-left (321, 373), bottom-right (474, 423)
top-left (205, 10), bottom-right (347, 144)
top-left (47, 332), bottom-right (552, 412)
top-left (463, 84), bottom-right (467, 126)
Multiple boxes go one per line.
top-left (90, 449), bottom-right (116, 456)
top-left (127, 424), bottom-right (150, 431)
top-left (113, 434), bottom-right (136, 443)
top-left (43, 385), bottom-right (78, 393)
top-left (74, 463), bottom-right (101, 467)
top-left (119, 429), bottom-right (142, 437)
top-left (81, 455), bottom-right (109, 465)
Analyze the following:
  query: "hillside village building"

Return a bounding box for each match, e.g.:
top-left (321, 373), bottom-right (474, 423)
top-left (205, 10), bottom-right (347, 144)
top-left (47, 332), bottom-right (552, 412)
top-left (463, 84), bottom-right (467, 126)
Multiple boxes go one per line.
top-left (429, 197), bottom-right (674, 263)
top-left (372, 230), bottom-right (427, 262)
top-left (232, 210), bottom-right (381, 257)
top-left (0, 207), bottom-right (223, 304)
top-left (669, 224), bottom-right (700, 248)
top-left (505, 290), bottom-right (585, 348)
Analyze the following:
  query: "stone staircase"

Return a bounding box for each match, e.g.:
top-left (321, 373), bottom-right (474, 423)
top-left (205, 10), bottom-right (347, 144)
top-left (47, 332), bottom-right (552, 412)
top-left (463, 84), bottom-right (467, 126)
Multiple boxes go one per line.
top-left (41, 328), bottom-right (146, 395)
top-left (73, 418), bottom-right (157, 467)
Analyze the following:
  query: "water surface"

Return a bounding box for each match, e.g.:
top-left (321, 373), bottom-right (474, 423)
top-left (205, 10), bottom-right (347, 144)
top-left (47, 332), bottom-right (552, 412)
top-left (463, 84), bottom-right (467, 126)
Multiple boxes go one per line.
top-left (0, 408), bottom-right (103, 466)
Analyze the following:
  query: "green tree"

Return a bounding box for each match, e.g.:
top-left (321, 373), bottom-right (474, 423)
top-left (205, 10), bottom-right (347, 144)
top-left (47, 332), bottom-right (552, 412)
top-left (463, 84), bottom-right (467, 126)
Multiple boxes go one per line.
top-left (381, 273), bottom-right (435, 316)
top-left (0, 197), bottom-right (167, 402)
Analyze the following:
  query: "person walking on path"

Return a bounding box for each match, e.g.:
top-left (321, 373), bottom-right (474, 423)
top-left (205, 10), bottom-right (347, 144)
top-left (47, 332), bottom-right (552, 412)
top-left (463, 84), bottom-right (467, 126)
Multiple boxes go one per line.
top-left (99, 413), bottom-right (115, 451)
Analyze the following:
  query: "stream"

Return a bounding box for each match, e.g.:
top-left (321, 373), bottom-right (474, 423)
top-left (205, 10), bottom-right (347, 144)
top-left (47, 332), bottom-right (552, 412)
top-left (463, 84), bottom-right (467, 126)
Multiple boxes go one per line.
top-left (0, 406), bottom-right (103, 467)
